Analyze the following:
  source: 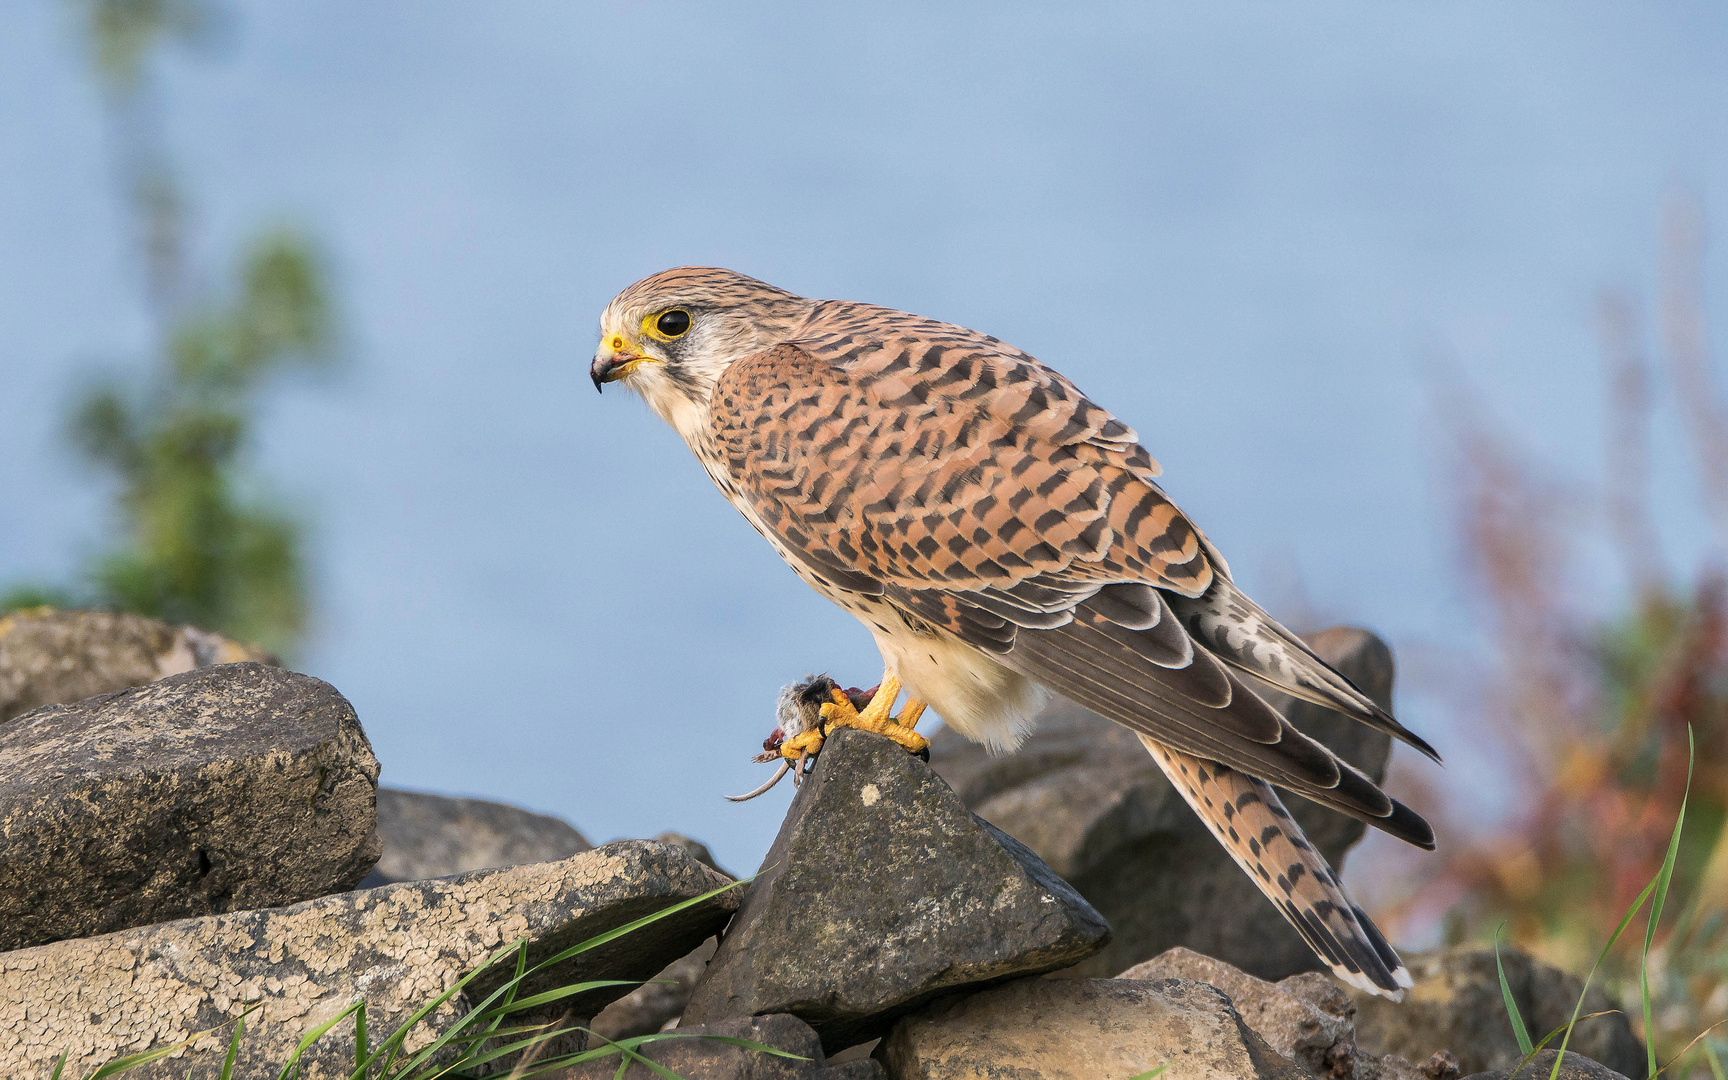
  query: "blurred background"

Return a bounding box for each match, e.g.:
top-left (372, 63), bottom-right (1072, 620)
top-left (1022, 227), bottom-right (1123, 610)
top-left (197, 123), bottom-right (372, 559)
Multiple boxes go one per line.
top-left (4, 0), bottom-right (1726, 1063)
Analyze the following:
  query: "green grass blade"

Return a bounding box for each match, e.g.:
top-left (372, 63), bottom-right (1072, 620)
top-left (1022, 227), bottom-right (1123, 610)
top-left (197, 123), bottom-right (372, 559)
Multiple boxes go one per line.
top-left (49, 1049), bottom-right (68, 1080)
top-left (85, 1041), bottom-right (203, 1080)
top-left (1496, 927), bottom-right (1535, 1055)
top-left (219, 1013), bottom-right (246, 1080)
top-left (272, 999), bottom-right (364, 1080)
top-left (382, 944), bottom-right (565, 1076)
top-left (352, 1001), bottom-right (367, 1077)
top-left (1130, 1067), bottom-right (1170, 1080)
top-left (347, 937), bottom-right (527, 1077)
top-left (404, 882), bottom-right (745, 1078)
top-left (485, 980), bottom-right (644, 1015)
top-left (502, 878), bottom-right (747, 987)
top-left (619, 1032), bottom-right (809, 1061)
top-left (1641, 727), bottom-right (1694, 1080)
top-left (1702, 1039), bottom-right (1726, 1080)
top-left (1511, 875), bottom-right (1657, 1076)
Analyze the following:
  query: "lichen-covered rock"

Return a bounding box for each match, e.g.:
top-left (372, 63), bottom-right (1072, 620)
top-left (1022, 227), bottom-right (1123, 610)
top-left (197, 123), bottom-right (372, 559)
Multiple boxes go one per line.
top-left (930, 625), bottom-right (1397, 980)
top-left (1347, 947), bottom-right (1643, 1077)
top-left (371, 787), bottom-right (592, 882)
top-left (0, 840), bottom-right (739, 1079)
top-left (0, 608), bottom-right (270, 724)
top-left (562, 1014), bottom-right (885, 1079)
top-left (1461, 1049), bottom-right (1630, 1080)
top-left (0, 662), bottom-right (380, 951)
top-left (681, 728), bottom-right (1111, 1052)
top-left (878, 977), bottom-right (1307, 1079)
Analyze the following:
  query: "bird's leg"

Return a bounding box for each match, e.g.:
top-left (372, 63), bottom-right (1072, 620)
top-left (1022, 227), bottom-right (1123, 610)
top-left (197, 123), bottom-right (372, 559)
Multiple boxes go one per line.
top-left (779, 672), bottom-right (930, 762)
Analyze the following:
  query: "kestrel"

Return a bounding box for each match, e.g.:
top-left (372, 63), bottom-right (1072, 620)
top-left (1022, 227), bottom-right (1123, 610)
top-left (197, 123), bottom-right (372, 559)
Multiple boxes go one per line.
top-left (591, 267), bottom-right (1438, 997)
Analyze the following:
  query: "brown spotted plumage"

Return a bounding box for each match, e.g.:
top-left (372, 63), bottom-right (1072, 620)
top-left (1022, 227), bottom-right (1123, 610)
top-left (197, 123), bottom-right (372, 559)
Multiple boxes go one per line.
top-left (591, 266), bottom-right (1439, 997)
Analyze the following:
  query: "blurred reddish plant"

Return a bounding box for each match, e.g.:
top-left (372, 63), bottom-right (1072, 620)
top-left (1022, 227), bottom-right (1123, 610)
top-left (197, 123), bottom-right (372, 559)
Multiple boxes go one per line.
top-left (1367, 197), bottom-right (1728, 1073)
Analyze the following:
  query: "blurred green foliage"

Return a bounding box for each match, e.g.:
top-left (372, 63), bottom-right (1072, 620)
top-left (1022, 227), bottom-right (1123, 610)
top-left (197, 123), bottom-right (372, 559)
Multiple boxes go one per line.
top-left (61, 229), bottom-right (333, 654)
top-left (3, 0), bottom-right (337, 659)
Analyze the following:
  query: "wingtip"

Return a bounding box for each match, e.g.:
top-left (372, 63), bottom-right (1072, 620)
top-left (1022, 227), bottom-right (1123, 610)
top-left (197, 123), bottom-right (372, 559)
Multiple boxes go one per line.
top-left (1327, 962), bottom-right (1407, 1000)
top-left (1386, 798), bottom-right (1438, 851)
top-left (1365, 701), bottom-right (1444, 765)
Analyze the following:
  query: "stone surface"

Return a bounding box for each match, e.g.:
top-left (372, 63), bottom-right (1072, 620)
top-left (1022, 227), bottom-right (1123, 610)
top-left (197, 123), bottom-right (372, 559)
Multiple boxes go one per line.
top-left (0, 840), bottom-right (740, 1080)
top-left (584, 833), bottom-right (734, 1040)
top-left (0, 607), bottom-right (270, 724)
top-left (1348, 947), bottom-right (1644, 1078)
top-left (559, 1014), bottom-right (885, 1079)
top-left (930, 625), bottom-right (1399, 980)
top-left (590, 936), bottom-right (719, 1041)
top-left (1120, 946), bottom-right (1444, 1080)
top-left (1461, 1049), bottom-right (1630, 1080)
top-left (0, 662), bottom-right (381, 952)
top-left (682, 728), bottom-right (1111, 1052)
top-left (371, 787), bottom-right (593, 882)
top-left (878, 976), bottom-right (1307, 1080)
top-left (652, 830), bottom-right (730, 876)
top-left (1123, 946), bottom-right (1358, 1077)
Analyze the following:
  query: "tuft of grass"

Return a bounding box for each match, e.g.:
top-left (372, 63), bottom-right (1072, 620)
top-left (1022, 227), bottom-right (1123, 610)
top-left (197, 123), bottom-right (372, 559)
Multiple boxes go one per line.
top-left (61, 877), bottom-right (806, 1080)
top-left (1497, 728), bottom-right (1706, 1080)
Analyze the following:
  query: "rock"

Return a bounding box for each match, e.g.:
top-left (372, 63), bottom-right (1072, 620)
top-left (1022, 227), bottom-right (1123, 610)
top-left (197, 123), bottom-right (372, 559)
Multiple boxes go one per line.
top-left (559, 1014), bottom-right (884, 1079)
top-left (0, 840), bottom-right (739, 1080)
top-left (682, 728), bottom-right (1111, 1052)
top-left (0, 608), bottom-right (270, 724)
top-left (652, 830), bottom-right (730, 876)
top-left (0, 662), bottom-right (380, 952)
top-left (585, 833), bottom-right (734, 1040)
top-left (370, 787), bottom-right (593, 882)
top-left (589, 936), bottom-right (719, 1041)
top-left (929, 625), bottom-right (1399, 980)
top-left (1347, 947), bottom-right (1644, 1077)
top-left (1119, 946), bottom-right (1446, 1080)
top-left (1461, 1049), bottom-right (1630, 1080)
top-left (878, 976), bottom-right (1307, 1079)
top-left (1122, 946), bottom-right (1358, 1076)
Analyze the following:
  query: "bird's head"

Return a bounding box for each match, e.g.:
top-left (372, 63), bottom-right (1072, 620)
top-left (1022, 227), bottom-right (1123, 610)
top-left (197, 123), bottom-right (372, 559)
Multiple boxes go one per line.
top-left (591, 267), bottom-right (813, 431)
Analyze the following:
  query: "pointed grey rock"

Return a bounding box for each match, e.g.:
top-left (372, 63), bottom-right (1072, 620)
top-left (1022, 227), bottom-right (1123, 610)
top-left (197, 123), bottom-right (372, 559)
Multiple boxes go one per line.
top-left (682, 727), bottom-right (1111, 1052)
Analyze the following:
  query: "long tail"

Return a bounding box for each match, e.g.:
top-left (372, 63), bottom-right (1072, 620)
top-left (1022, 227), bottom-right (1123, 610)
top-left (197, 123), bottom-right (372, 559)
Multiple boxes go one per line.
top-left (1141, 735), bottom-right (1412, 999)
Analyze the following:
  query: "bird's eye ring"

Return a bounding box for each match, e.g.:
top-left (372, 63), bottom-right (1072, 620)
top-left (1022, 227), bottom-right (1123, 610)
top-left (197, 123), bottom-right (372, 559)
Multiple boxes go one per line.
top-left (655, 309), bottom-right (691, 338)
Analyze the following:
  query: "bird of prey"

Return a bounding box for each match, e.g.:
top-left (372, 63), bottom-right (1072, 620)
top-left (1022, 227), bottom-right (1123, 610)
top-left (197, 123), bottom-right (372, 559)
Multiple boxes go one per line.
top-left (590, 267), bottom-right (1439, 998)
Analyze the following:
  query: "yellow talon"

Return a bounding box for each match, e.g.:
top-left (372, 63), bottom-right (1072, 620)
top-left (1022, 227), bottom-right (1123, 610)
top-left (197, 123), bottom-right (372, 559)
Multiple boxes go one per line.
top-left (782, 674), bottom-right (930, 760)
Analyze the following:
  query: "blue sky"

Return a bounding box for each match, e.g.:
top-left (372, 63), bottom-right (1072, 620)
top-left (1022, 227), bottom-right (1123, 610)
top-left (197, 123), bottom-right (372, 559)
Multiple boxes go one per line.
top-left (2, 2), bottom-right (1725, 872)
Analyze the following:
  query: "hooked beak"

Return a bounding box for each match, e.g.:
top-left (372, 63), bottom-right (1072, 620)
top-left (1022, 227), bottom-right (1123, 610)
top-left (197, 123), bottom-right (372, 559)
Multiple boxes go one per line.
top-left (590, 352), bottom-right (647, 392)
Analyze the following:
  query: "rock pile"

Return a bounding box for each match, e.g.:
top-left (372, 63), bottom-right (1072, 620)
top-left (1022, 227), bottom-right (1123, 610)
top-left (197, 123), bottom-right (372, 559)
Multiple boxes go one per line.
top-left (0, 612), bottom-right (1647, 1080)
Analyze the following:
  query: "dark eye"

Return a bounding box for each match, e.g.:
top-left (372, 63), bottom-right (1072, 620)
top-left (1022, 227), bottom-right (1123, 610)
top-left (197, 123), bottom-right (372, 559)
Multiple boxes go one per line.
top-left (656, 309), bottom-right (691, 337)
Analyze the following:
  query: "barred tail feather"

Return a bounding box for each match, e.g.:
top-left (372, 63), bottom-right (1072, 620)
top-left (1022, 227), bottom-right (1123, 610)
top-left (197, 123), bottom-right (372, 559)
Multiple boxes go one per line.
top-left (1140, 736), bottom-right (1413, 998)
